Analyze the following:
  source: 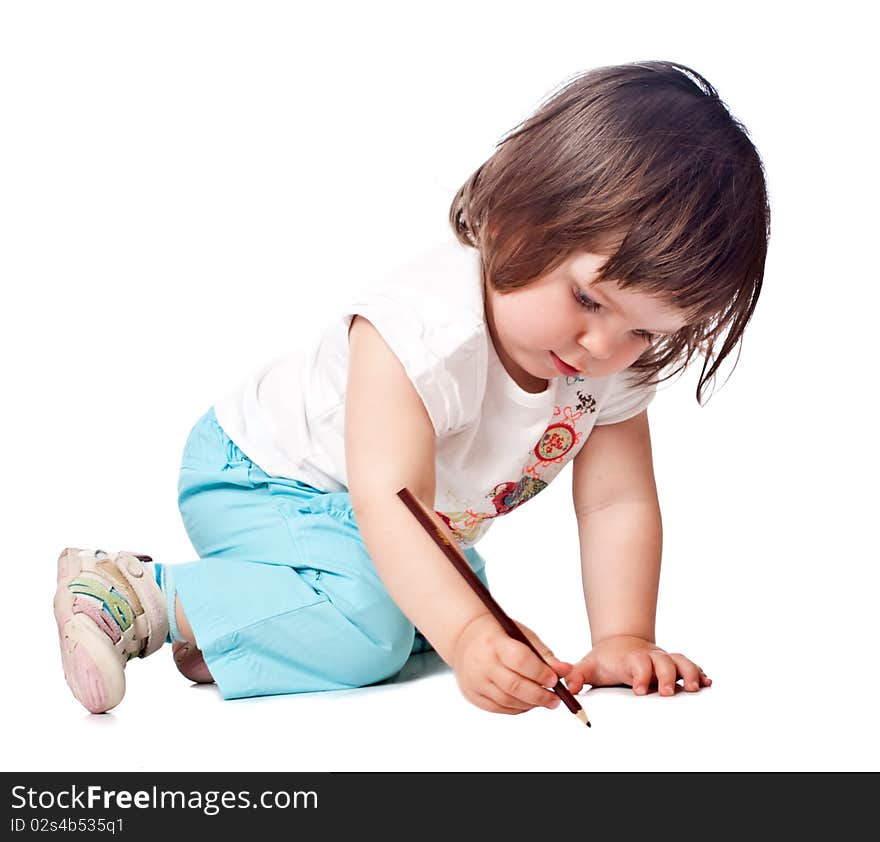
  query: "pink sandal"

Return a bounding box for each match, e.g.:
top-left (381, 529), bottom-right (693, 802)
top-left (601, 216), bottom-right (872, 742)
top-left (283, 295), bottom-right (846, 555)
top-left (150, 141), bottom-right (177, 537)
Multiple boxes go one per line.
top-left (54, 548), bottom-right (169, 713)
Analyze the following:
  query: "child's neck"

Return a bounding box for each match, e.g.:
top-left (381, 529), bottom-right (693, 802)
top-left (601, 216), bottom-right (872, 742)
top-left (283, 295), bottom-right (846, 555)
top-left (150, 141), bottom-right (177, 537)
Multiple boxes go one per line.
top-left (483, 276), bottom-right (549, 394)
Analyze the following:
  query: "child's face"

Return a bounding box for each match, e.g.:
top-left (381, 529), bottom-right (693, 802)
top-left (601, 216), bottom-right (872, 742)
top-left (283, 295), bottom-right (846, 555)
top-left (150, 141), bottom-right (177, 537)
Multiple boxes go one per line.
top-left (483, 250), bottom-right (689, 391)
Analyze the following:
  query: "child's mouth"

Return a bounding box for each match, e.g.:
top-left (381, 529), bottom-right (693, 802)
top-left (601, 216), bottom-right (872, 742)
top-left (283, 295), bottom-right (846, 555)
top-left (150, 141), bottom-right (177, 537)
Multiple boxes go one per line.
top-left (550, 351), bottom-right (580, 376)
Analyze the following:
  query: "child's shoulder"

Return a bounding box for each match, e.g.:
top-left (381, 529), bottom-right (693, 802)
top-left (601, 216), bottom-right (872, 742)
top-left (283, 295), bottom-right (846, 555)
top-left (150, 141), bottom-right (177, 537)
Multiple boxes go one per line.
top-left (350, 235), bottom-right (484, 332)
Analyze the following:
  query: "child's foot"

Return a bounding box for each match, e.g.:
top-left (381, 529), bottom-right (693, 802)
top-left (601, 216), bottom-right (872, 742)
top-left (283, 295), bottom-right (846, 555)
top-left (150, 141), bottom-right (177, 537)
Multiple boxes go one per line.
top-left (54, 547), bottom-right (169, 713)
top-left (172, 641), bottom-right (214, 684)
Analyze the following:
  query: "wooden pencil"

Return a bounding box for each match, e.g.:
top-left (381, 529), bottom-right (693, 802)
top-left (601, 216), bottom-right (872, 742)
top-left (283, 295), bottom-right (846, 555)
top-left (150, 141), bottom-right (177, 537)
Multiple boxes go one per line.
top-left (397, 486), bottom-right (590, 727)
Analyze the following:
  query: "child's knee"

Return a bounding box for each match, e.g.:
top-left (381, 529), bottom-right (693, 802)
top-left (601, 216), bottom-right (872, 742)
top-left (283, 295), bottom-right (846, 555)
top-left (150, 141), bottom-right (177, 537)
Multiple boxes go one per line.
top-left (330, 620), bottom-right (415, 688)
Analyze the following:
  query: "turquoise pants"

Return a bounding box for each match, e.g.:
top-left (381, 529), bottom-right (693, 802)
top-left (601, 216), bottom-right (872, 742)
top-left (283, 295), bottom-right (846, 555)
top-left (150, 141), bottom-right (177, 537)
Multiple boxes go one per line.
top-left (165, 407), bottom-right (489, 700)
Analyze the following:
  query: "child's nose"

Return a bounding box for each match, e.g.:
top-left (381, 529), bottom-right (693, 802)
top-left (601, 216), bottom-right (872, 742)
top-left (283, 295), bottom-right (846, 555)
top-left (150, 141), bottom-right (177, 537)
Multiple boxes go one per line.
top-left (579, 329), bottom-right (616, 361)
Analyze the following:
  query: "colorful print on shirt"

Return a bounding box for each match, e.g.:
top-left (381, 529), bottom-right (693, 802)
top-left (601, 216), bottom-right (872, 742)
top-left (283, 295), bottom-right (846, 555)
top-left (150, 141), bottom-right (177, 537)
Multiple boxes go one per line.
top-left (438, 385), bottom-right (597, 546)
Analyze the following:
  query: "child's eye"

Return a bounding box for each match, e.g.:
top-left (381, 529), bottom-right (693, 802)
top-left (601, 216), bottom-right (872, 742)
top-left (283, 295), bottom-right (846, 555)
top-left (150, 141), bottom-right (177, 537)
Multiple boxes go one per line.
top-left (575, 287), bottom-right (656, 342)
top-left (574, 289), bottom-right (600, 311)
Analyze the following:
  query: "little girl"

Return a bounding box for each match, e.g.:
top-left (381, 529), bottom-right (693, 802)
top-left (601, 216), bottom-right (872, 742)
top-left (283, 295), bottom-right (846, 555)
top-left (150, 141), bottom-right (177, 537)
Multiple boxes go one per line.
top-left (55, 60), bottom-right (768, 716)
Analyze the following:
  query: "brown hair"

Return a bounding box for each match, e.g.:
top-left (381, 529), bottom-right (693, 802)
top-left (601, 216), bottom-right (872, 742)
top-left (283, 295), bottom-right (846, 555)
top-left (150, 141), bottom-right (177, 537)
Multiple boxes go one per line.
top-left (449, 60), bottom-right (770, 404)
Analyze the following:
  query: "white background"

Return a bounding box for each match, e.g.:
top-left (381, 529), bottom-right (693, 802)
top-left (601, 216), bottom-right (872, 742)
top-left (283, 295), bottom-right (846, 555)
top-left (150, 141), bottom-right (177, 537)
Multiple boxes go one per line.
top-left (2, 1), bottom-right (877, 771)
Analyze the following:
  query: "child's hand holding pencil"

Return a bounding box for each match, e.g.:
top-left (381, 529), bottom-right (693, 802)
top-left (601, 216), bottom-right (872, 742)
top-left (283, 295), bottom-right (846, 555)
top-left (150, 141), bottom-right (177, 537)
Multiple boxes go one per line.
top-left (398, 487), bottom-right (590, 726)
top-left (450, 613), bottom-right (574, 716)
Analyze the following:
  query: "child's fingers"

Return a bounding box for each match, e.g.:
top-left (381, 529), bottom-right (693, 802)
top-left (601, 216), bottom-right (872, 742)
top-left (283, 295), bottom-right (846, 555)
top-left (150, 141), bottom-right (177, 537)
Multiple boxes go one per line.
top-left (668, 653), bottom-right (707, 692)
top-left (648, 650), bottom-right (679, 696)
top-left (630, 652), bottom-right (655, 695)
top-left (513, 621), bottom-right (561, 668)
top-left (489, 673), bottom-right (560, 711)
top-left (546, 656), bottom-right (574, 676)
top-left (473, 691), bottom-right (531, 716)
top-left (494, 651), bottom-right (562, 710)
top-left (539, 647), bottom-right (574, 679)
top-left (563, 659), bottom-right (596, 694)
top-left (562, 667), bottom-right (582, 695)
top-left (502, 639), bottom-right (565, 693)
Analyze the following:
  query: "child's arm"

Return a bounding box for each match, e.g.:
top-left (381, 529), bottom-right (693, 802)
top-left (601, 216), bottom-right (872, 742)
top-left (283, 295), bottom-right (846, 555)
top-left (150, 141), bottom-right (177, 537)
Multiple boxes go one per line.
top-left (346, 316), bottom-right (566, 713)
top-left (564, 410), bottom-right (712, 696)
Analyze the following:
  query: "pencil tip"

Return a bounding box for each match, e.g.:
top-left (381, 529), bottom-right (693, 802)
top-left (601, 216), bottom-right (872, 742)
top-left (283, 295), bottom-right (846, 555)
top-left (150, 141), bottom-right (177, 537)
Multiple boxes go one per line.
top-left (575, 709), bottom-right (591, 728)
